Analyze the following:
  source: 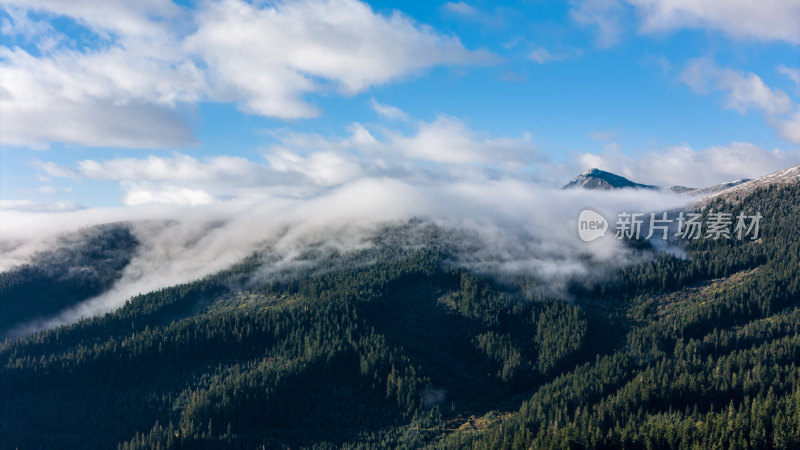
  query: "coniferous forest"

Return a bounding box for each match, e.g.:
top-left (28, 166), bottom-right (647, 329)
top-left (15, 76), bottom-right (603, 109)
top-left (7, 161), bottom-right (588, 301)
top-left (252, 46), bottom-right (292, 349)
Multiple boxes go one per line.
top-left (2, 183), bottom-right (800, 449)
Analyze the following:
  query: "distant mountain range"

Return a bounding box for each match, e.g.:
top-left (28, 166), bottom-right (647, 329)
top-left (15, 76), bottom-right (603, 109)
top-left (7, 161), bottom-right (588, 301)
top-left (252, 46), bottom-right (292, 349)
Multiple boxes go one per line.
top-left (562, 167), bottom-right (753, 197)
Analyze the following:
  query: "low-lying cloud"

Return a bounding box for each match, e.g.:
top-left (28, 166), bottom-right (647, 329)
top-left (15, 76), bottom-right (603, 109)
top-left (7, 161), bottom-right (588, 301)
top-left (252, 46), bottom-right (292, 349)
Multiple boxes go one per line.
top-left (1, 175), bottom-right (691, 337)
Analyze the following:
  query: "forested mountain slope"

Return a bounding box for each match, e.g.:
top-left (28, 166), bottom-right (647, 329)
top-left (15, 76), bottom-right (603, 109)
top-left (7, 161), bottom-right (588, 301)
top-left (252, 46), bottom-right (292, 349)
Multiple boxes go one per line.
top-left (0, 224), bottom-right (138, 336)
top-left (440, 184), bottom-right (800, 448)
top-left (0, 183), bottom-right (798, 449)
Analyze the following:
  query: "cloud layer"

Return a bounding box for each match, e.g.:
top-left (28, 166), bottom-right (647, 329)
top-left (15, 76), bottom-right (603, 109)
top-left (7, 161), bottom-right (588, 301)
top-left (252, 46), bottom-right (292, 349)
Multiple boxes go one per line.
top-left (27, 115), bottom-right (541, 205)
top-left (0, 0), bottom-right (493, 148)
top-left (1, 173), bottom-right (691, 336)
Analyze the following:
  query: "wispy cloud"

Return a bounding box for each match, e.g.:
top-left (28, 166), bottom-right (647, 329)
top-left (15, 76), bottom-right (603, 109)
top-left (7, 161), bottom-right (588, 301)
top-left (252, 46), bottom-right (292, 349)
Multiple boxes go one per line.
top-left (679, 58), bottom-right (800, 145)
top-left (0, 199), bottom-right (81, 213)
top-left (570, 0), bottom-right (625, 48)
top-left (528, 46), bottom-right (582, 64)
top-left (441, 1), bottom-right (506, 27)
top-left (776, 111), bottom-right (800, 146)
top-left (779, 66), bottom-right (800, 87)
top-left (17, 186), bottom-right (73, 196)
top-left (680, 58), bottom-right (793, 115)
top-left (442, 1), bottom-right (479, 17)
top-left (370, 98), bottom-right (409, 121)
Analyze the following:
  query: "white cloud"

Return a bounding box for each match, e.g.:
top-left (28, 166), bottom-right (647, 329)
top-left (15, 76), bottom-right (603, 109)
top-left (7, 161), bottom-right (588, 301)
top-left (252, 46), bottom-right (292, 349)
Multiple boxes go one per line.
top-left (0, 31), bottom-right (202, 148)
top-left (577, 141), bottom-right (800, 187)
top-left (33, 160), bottom-right (79, 179)
top-left (779, 65), bottom-right (800, 87)
top-left (721, 74), bottom-right (793, 116)
top-left (679, 58), bottom-right (800, 145)
top-left (0, 96), bottom-right (198, 149)
top-left (31, 109), bottom-right (798, 211)
top-left (35, 154), bottom-right (310, 205)
top-left (570, 0), bottom-right (625, 48)
top-left (386, 115), bottom-right (539, 165)
top-left (680, 58), bottom-right (793, 115)
top-left (0, 6), bottom-right (58, 46)
top-left (34, 116), bottom-right (542, 205)
top-left (0, 0), bottom-right (495, 148)
top-left (266, 149), bottom-right (364, 186)
top-left (17, 186), bottom-right (72, 196)
top-left (73, 154), bottom-right (268, 183)
top-left (0, 199), bottom-right (81, 212)
top-left (628, 0), bottom-right (800, 44)
top-left (185, 0), bottom-right (495, 118)
top-left (370, 98), bottom-right (409, 121)
top-left (571, 0), bottom-right (800, 46)
top-left (122, 184), bottom-right (215, 206)
top-left (440, 2), bottom-right (505, 27)
top-left (263, 115), bottom-right (540, 168)
top-left (1, 0), bottom-right (186, 37)
top-left (776, 110), bottom-right (800, 145)
top-left (442, 2), bottom-right (479, 17)
top-left (1, 173), bottom-right (691, 334)
top-left (528, 46), bottom-right (567, 64)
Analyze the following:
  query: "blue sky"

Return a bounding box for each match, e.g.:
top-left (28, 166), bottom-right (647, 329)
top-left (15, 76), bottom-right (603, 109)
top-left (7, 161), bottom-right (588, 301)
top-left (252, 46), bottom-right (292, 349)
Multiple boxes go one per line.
top-left (1, 0), bottom-right (799, 210)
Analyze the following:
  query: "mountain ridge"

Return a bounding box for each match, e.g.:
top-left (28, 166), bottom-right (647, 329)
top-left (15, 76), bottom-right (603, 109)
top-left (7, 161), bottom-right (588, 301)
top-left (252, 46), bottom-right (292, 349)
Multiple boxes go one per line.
top-left (696, 164), bottom-right (800, 206)
top-left (561, 167), bottom-right (792, 199)
top-left (562, 168), bottom-right (659, 191)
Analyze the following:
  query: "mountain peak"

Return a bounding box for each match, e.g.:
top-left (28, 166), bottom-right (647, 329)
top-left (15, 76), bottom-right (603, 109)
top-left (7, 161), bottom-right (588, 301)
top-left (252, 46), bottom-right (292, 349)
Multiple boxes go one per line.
top-left (563, 168), bottom-right (658, 191)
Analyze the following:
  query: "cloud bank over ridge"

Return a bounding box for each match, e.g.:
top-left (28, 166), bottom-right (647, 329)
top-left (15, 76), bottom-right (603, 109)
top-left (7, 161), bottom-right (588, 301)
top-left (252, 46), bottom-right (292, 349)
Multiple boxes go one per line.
top-left (1, 174), bottom-right (691, 336)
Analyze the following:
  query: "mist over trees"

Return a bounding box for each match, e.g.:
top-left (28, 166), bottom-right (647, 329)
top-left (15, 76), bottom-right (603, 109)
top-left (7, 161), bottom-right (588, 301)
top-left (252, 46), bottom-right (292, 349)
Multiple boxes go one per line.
top-left (0, 183), bottom-right (799, 448)
top-left (0, 224), bottom-right (138, 336)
